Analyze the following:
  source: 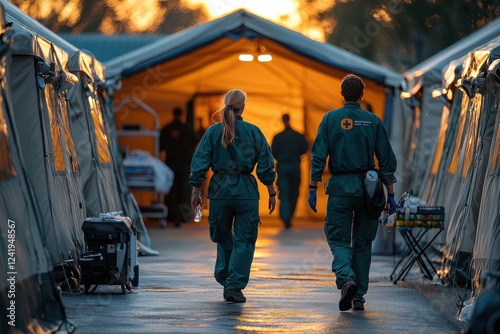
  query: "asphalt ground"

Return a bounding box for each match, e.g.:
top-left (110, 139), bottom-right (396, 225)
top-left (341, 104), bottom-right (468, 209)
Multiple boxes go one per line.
top-left (62, 217), bottom-right (468, 333)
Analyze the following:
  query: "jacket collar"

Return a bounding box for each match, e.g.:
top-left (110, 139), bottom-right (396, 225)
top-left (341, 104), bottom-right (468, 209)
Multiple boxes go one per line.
top-left (344, 102), bottom-right (361, 108)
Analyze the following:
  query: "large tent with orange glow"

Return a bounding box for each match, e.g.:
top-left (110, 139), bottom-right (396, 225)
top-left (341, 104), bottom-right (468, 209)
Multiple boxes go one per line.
top-left (105, 9), bottom-right (404, 218)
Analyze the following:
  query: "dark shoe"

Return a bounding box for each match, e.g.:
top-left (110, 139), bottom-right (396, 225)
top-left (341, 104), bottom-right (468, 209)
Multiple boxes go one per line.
top-left (284, 219), bottom-right (291, 229)
top-left (223, 286), bottom-right (227, 300)
top-left (225, 289), bottom-right (246, 303)
top-left (339, 279), bottom-right (358, 311)
top-left (352, 297), bottom-right (365, 310)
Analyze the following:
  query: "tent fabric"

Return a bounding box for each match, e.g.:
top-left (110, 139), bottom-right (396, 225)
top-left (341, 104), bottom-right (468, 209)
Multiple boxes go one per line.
top-left (106, 10), bottom-right (401, 87)
top-left (3, 1), bottom-right (153, 247)
top-left (0, 4), bottom-right (68, 332)
top-left (59, 33), bottom-right (166, 62)
top-left (422, 36), bottom-right (500, 297)
top-left (105, 9), bottom-right (404, 217)
top-left (467, 43), bottom-right (500, 294)
top-left (67, 67), bottom-right (123, 215)
top-left (400, 18), bottom-right (500, 199)
top-left (421, 94), bottom-right (462, 208)
top-left (10, 40), bottom-right (86, 267)
top-left (404, 17), bottom-right (500, 90)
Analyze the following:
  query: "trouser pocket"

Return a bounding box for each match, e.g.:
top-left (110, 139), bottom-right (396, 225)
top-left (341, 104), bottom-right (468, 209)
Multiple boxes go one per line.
top-left (242, 211), bottom-right (260, 244)
top-left (208, 218), bottom-right (223, 243)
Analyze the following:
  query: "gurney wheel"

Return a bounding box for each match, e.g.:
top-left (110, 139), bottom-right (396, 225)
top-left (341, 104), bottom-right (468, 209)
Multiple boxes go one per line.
top-left (121, 284), bottom-right (132, 294)
top-left (131, 265), bottom-right (139, 287)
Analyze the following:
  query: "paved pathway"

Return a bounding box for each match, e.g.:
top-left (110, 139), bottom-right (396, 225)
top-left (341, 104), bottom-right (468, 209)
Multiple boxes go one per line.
top-left (62, 217), bottom-right (463, 333)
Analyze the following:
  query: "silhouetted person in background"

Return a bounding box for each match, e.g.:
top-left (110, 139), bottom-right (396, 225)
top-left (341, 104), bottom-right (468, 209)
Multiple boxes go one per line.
top-left (196, 117), bottom-right (206, 144)
top-left (271, 114), bottom-right (309, 228)
top-left (160, 107), bottom-right (197, 227)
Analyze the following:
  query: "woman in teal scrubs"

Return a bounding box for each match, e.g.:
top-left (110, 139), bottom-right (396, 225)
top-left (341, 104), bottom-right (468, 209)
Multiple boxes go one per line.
top-left (189, 89), bottom-right (276, 303)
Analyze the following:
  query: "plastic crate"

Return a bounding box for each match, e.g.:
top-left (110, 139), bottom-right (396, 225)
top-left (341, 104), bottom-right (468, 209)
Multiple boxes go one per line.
top-left (395, 206), bottom-right (445, 228)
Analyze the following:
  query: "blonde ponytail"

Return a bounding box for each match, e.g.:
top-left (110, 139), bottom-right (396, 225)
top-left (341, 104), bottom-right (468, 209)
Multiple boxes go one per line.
top-left (220, 89), bottom-right (247, 148)
top-left (221, 105), bottom-right (236, 148)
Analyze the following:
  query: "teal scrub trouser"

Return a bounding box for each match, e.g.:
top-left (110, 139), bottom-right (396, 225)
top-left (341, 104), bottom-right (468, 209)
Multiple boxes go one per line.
top-left (324, 195), bottom-right (378, 298)
top-left (208, 199), bottom-right (260, 291)
top-left (276, 163), bottom-right (301, 223)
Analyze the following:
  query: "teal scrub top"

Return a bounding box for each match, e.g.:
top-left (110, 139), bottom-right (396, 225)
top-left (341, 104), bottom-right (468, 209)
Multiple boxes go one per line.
top-left (189, 115), bottom-right (276, 200)
top-left (310, 102), bottom-right (397, 197)
top-left (272, 128), bottom-right (309, 165)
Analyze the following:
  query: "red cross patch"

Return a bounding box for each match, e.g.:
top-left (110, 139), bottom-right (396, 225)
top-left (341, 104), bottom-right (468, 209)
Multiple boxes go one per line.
top-left (341, 118), bottom-right (353, 130)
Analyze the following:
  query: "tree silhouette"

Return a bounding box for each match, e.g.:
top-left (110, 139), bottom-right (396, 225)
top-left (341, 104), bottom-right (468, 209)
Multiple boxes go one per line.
top-left (323, 0), bottom-right (500, 71)
top-left (10, 0), bottom-right (206, 34)
top-left (9, 0), bottom-right (500, 71)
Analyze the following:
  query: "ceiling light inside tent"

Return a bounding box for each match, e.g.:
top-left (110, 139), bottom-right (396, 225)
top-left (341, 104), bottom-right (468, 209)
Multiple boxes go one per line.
top-left (257, 54), bottom-right (272, 62)
top-left (239, 54), bottom-right (254, 62)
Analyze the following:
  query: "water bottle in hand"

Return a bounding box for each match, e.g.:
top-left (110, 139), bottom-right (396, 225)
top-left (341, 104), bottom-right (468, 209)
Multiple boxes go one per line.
top-left (380, 213), bottom-right (396, 227)
top-left (379, 211), bottom-right (389, 225)
top-left (194, 205), bottom-right (203, 222)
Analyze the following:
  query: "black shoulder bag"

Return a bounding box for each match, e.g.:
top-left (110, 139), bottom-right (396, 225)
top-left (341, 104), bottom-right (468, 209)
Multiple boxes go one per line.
top-left (364, 170), bottom-right (386, 220)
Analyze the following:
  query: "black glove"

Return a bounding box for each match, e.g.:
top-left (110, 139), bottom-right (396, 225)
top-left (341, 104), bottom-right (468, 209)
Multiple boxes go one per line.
top-left (387, 194), bottom-right (397, 215)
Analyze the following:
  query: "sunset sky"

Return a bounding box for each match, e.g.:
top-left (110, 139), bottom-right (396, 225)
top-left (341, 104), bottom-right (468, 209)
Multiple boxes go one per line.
top-left (183, 0), bottom-right (335, 41)
top-left (13, 0), bottom-right (335, 41)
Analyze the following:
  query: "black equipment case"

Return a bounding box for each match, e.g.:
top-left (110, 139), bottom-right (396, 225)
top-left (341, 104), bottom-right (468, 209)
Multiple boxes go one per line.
top-left (80, 215), bottom-right (139, 293)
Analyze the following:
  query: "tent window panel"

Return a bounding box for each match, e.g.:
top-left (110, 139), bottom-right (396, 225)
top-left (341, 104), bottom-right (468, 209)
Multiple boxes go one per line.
top-left (431, 105), bottom-right (450, 174)
top-left (0, 98), bottom-right (17, 182)
top-left (447, 96), bottom-right (469, 174)
top-left (45, 85), bottom-right (65, 172)
top-left (87, 90), bottom-right (111, 164)
top-left (59, 97), bottom-right (79, 172)
top-left (491, 123), bottom-right (500, 170)
top-left (462, 97), bottom-right (482, 178)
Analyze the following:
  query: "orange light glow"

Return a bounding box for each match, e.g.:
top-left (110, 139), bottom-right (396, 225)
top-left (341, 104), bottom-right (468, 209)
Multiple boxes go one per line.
top-left (17, 0), bottom-right (82, 27)
top-left (103, 0), bottom-right (167, 33)
top-left (373, 8), bottom-right (392, 23)
top-left (182, 0), bottom-right (335, 42)
top-left (14, 0), bottom-right (167, 34)
top-left (14, 0), bottom-right (335, 39)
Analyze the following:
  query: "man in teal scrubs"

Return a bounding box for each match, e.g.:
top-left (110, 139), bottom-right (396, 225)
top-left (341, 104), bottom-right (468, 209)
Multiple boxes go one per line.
top-left (189, 89), bottom-right (276, 303)
top-left (272, 114), bottom-right (309, 228)
top-left (308, 74), bottom-right (397, 311)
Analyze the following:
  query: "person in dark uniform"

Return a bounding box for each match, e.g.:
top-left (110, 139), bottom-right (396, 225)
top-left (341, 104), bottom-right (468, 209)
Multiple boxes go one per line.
top-left (308, 74), bottom-right (398, 312)
top-left (189, 89), bottom-right (276, 303)
top-left (196, 117), bottom-right (206, 144)
top-left (271, 114), bottom-right (309, 228)
top-left (160, 107), bottom-right (197, 227)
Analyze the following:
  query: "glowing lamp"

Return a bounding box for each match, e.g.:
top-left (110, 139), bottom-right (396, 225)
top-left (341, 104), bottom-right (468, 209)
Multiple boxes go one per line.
top-left (257, 54), bottom-right (272, 62)
top-left (238, 54), bottom-right (254, 62)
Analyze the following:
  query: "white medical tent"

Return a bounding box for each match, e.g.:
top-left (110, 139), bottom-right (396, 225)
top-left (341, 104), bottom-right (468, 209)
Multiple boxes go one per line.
top-left (106, 9), bottom-right (404, 218)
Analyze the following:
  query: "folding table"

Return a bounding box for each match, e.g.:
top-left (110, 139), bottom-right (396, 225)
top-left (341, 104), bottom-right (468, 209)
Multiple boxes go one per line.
top-left (390, 206), bottom-right (445, 284)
